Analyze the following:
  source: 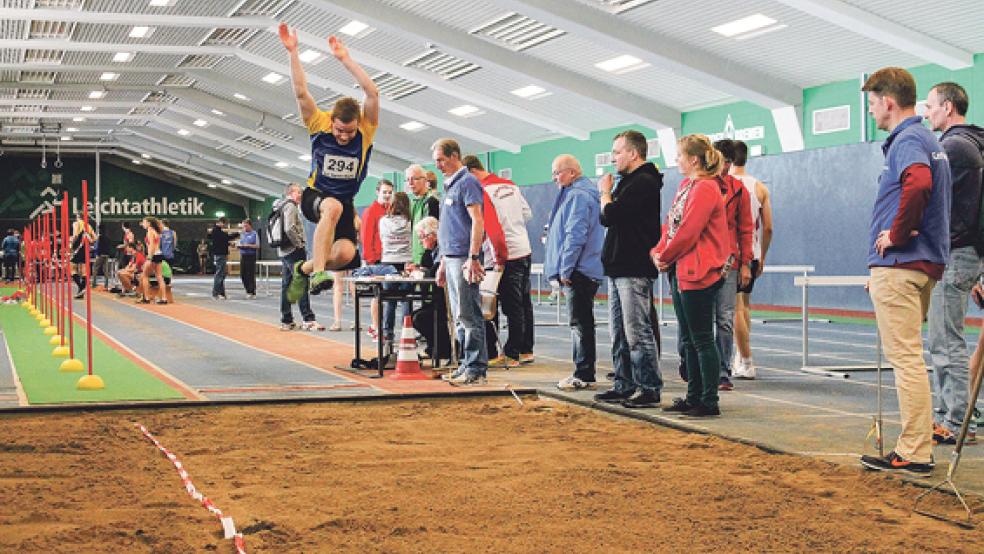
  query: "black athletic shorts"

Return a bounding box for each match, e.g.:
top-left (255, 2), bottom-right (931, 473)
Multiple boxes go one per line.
top-left (738, 259), bottom-right (760, 294)
top-left (151, 254), bottom-right (165, 264)
top-left (300, 187), bottom-right (361, 271)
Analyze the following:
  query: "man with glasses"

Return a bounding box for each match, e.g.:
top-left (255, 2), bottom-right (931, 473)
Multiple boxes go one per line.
top-left (406, 164), bottom-right (441, 266)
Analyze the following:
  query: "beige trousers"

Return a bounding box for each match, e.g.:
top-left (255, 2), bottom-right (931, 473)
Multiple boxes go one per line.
top-left (869, 267), bottom-right (936, 463)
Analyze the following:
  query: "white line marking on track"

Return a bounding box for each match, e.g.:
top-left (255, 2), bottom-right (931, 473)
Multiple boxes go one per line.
top-left (1, 328), bottom-right (28, 406)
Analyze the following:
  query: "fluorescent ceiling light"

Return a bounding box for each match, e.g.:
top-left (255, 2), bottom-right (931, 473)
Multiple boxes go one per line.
top-left (734, 24), bottom-right (787, 41)
top-left (594, 54), bottom-right (650, 74)
top-left (129, 26), bottom-right (154, 38)
top-left (399, 120), bottom-right (427, 132)
top-left (149, 0), bottom-right (173, 6)
top-left (220, 179), bottom-right (231, 185)
top-left (339, 20), bottom-right (370, 37)
top-left (61, 136), bottom-right (72, 141)
top-left (711, 14), bottom-right (777, 38)
top-left (210, 109), bottom-right (224, 116)
top-left (100, 72), bottom-right (119, 81)
top-left (298, 154), bottom-right (311, 161)
top-left (448, 105), bottom-right (482, 118)
top-left (177, 128), bottom-right (191, 136)
top-left (132, 159), bottom-right (142, 164)
top-left (261, 72), bottom-right (286, 85)
top-left (88, 90), bottom-right (106, 99)
top-left (80, 106), bottom-right (95, 112)
top-left (207, 183), bottom-right (218, 188)
top-left (298, 49), bottom-right (323, 63)
top-left (112, 52), bottom-right (133, 63)
top-left (233, 92), bottom-right (250, 101)
top-left (275, 161), bottom-right (290, 168)
top-left (510, 85), bottom-right (551, 100)
top-left (72, 117), bottom-right (85, 122)
top-left (192, 119), bottom-right (208, 127)
top-left (65, 127), bottom-right (79, 132)
top-left (141, 153), bottom-right (152, 159)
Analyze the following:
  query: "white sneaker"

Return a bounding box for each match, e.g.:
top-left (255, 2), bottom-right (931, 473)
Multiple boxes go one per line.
top-left (246, 294), bottom-right (256, 299)
top-left (446, 372), bottom-right (487, 386)
top-left (557, 375), bottom-right (596, 391)
top-left (301, 321), bottom-right (326, 331)
top-left (734, 358), bottom-right (756, 380)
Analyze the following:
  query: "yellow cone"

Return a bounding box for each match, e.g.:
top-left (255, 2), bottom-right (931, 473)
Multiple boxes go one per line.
top-left (48, 334), bottom-right (62, 344)
top-left (59, 358), bottom-right (84, 372)
top-left (52, 345), bottom-right (69, 358)
top-left (34, 312), bottom-right (43, 320)
top-left (77, 374), bottom-right (105, 390)
top-left (43, 326), bottom-right (57, 336)
top-left (39, 318), bottom-right (51, 327)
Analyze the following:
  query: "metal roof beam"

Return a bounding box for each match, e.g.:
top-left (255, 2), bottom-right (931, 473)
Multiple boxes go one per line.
top-left (302, 0), bottom-right (680, 130)
top-left (490, 0), bottom-right (801, 108)
top-left (773, 0), bottom-right (973, 69)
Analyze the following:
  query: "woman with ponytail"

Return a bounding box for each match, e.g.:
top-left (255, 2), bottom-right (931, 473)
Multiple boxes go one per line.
top-left (652, 134), bottom-right (731, 417)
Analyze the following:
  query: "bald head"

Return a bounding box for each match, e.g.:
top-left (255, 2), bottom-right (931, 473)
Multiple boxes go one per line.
top-left (551, 154), bottom-right (582, 187)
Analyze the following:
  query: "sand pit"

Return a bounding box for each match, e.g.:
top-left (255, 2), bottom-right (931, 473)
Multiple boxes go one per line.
top-left (2, 395), bottom-right (983, 553)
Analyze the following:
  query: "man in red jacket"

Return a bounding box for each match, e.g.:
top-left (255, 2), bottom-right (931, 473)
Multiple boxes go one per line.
top-left (711, 140), bottom-right (754, 391)
top-left (359, 179), bottom-right (393, 265)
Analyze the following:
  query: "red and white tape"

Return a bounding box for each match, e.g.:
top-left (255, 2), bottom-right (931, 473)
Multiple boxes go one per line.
top-left (135, 423), bottom-right (247, 553)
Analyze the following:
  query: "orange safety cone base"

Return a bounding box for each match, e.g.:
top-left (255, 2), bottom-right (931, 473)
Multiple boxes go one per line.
top-left (389, 315), bottom-right (430, 380)
top-left (77, 374), bottom-right (105, 390)
top-left (59, 358), bottom-right (84, 372)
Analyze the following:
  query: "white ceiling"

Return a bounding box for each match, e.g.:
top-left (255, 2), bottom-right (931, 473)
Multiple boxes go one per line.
top-left (0, 0), bottom-right (979, 199)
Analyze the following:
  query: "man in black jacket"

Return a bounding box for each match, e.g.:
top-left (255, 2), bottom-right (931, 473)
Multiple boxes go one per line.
top-left (924, 81), bottom-right (984, 445)
top-left (593, 130), bottom-right (664, 408)
top-left (209, 217), bottom-right (239, 300)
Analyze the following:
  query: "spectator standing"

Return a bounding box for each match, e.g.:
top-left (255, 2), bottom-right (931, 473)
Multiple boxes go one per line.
top-left (360, 179), bottom-right (394, 266)
top-left (276, 183), bottom-right (322, 331)
top-left (464, 155), bottom-right (536, 366)
top-left (433, 138), bottom-right (488, 385)
top-left (406, 164), bottom-right (441, 265)
top-left (160, 219), bottom-right (177, 266)
top-left (594, 130), bottom-right (664, 409)
top-left (2, 229), bottom-right (20, 282)
top-left (239, 219), bottom-right (259, 299)
top-left (209, 217), bottom-right (239, 300)
top-left (92, 223), bottom-right (114, 289)
top-left (654, 135), bottom-right (730, 418)
top-left (859, 67), bottom-right (952, 476)
top-left (545, 155), bottom-right (606, 391)
top-left (196, 239), bottom-right (208, 274)
top-left (924, 81), bottom-right (984, 445)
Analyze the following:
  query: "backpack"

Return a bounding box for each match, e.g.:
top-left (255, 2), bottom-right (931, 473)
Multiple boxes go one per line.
top-left (265, 201), bottom-right (289, 248)
top-left (160, 229), bottom-right (175, 259)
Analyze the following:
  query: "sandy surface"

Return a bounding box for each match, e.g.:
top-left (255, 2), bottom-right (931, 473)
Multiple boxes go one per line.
top-left (2, 396), bottom-right (983, 553)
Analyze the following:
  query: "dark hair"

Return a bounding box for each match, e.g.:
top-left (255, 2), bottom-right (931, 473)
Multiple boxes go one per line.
top-left (733, 141), bottom-right (749, 166)
top-left (6, 229), bottom-right (13, 236)
top-left (387, 192), bottom-right (411, 220)
top-left (97, 223), bottom-right (106, 234)
top-left (218, 217), bottom-right (228, 225)
top-left (331, 97), bottom-right (361, 124)
top-left (862, 67), bottom-right (917, 109)
top-left (462, 155), bottom-right (484, 172)
top-left (713, 139), bottom-right (737, 163)
top-left (614, 130), bottom-right (648, 159)
top-left (161, 219), bottom-right (169, 227)
top-left (121, 221), bottom-right (131, 230)
top-left (932, 81), bottom-right (969, 117)
top-left (376, 178), bottom-right (393, 192)
top-left (242, 219), bottom-right (252, 227)
top-left (143, 216), bottom-right (162, 233)
top-left (425, 171), bottom-right (438, 190)
top-left (431, 138), bottom-right (461, 159)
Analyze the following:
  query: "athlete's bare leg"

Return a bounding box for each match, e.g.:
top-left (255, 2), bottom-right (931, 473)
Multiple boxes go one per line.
top-left (301, 197), bottom-right (342, 275)
top-left (325, 239), bottom-right (355, 270)
top-left (735, 292), bottom-right (752, 359)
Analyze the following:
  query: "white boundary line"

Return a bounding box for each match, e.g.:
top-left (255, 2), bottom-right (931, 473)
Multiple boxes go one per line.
top-left (0, 326), bottom-right (28, 407)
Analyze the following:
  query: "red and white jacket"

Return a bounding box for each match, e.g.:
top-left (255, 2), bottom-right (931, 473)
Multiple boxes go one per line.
top-left (481, 173), bottom-right (532, 261)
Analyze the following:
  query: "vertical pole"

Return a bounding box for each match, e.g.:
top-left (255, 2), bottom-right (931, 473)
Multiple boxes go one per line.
top-left (61, 192), bottom-right (69, 348)
top-left (860, 73), bottom-right (869, 144)
top-left (94, 149), bottom-right (101, 229)
top-left (82, 180), bottom-right (93, 377)
top-left (53, 198), bottom-right (62, 338)
top-left (44, 212), bottom-right (50, 320)
top-left (801, 272), bottom-right (809, 368)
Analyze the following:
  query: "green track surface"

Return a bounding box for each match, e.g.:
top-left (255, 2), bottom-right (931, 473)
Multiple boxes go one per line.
top-left (0, 287), bottom-right (185, 405)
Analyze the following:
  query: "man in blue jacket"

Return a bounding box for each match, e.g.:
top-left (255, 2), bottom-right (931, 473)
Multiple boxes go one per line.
top-left (545, 155), bottom-right (605, 391)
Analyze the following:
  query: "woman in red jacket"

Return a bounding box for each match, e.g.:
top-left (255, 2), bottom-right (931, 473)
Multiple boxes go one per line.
top-left (652, 134), bottom-right (731, 417)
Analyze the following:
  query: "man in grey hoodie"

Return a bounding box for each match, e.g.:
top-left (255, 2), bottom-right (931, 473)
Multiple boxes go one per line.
top-left (277, 182), bottom-right (320, 331)
top-left (925, 81), bottom-right (984, 445)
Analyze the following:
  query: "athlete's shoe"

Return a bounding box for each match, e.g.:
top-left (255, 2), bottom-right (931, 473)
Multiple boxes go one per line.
top-left (286, 261), bottom-right (309, 304)
top-left (859, 451), bottom-right (933, 477)
top-left (309, 270), bottom-right (334, 295)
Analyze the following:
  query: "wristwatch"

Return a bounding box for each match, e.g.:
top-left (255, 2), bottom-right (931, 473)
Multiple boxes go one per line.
top-left (470, 253), bottom-right (479, 261)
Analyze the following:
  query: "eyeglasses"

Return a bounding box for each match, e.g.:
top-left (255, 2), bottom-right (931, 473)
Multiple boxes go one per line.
top-left (551, 169), bottom-right (571, 176)
top-left (409, 176), bottom-right (428, 181)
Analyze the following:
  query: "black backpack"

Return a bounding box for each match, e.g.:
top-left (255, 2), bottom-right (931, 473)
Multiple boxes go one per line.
top-left (265, 202), bottom-right (289, 248)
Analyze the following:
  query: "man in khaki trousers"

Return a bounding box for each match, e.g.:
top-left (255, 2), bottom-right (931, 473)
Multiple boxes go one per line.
top-left (859, 67), bottom-right (953, 477)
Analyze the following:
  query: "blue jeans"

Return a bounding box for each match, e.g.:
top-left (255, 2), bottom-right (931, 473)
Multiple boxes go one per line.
top-left (445, 256), bottom-right (487, 377)
top-left (566, 271), bottom-right (600, 381)
top-left (212, 254), bottom-right (227, 296)
top-left (609, 277), bottom-right (662, 394)
top-left (929, 245), bottom-right (982, 434)
top-left (281, 249), bottom-right (315, 324)
top-left (715, 268), bottom-right (738, 379)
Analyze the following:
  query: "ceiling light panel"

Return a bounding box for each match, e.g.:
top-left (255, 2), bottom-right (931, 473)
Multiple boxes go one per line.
top-left (215, 144), bottom-right (251, 158)
top-left (20, 71), bottom-right (57, 84)
top-left (129, 26), bottom-right (155, 39)
top-left (448, 104), bottom-right (483, 118)
top-left (34, 0), bottom-right (84, 8)
top-left (261, 72), bottom-right (286, 85)
top-left (470, 12), bottom-right (565, 52)
top-left (298, 49), bottom-right (323, 64)
top-left (404, 49), bottom-right (480, 81)
top-left (594, 54), bottom-right (650, 74)
top-left (29, 20), bottom-right (76, 40)
top-left (399, 120), bottom-right (427, 132)
top-left (338, 20), bottom-right (373, 38)
top-left (594, 0), bottom-right (657, 14)
top-left (511, 85), bottom-right (551, 100)
top-left (368, 72), bottom-right (426, 101)
top-left (17, 89), bottom-right (50, 100)
top-left (711, 14), bottom-right (778, 38)
top-left (112, 52), bottom-right (134, 62)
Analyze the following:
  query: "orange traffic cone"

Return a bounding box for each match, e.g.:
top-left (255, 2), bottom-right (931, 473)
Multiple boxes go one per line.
top-left (389, 315), bottom-right (429, 380)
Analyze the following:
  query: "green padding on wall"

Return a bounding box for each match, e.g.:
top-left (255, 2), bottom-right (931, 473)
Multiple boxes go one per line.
top-left (0, 289), bottom-right (185, 405)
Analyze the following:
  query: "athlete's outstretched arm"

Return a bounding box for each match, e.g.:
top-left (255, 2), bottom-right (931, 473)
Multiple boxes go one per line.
top-left (279, 23), bottom-right (317, 123)
top-left (328, 36), bottom-right (379, 127)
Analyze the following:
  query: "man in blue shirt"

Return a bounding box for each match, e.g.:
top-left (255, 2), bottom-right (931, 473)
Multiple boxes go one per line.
top-left (859, 67), bottom-right (952, 477)
top-left (433, 138), bottom-right (488, 385)
top-left (545, 155), bottom-right (605, 392)
top-left (2, 229), bottom-right (20, 282)
top-left (238, 219), bottom-right (259, 299)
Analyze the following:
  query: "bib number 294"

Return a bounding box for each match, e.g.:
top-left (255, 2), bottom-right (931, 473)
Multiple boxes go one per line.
top-left (322, 155), bottom-right (358, 180)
